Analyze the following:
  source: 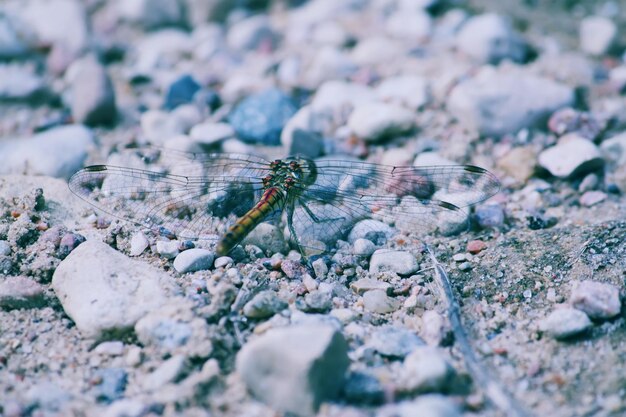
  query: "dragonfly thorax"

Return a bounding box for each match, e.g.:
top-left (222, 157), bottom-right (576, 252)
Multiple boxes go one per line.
top-left (264, 157), bottom-right (317, 191)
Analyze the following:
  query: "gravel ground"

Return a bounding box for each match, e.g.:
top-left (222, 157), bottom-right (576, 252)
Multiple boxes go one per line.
top-left (1, 1), bottom-right (625, 417)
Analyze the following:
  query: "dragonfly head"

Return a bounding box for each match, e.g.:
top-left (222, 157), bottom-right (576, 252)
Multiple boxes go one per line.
top-left (285, 157), bottom-right (317, 186)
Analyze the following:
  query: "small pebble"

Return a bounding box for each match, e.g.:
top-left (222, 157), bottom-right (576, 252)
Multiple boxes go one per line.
top-left (173, 249), bottom-right (215, 273)
top-left (189, 122), bottom-right (235, 145)
top-left (467, 240), bottom-right (487, 254)
top-left (350, 278), bottom-right (391, 295)
top-left (164, 74), bottom-right (201, 110)
top-left (0, 276), bottom-right (45, 309)
top-left (242, 290), bottom-right (287, 319)
top-left (579, 191), bottom-right (607, 207)
top-left (353, 238), bottom-right (376, 257)
top-left (541, 308), bottom-right (593, 340)
top-left (214, 256), bottom-right (233, 269)
top-left (570, 280), bottom-right (621, 319)
top-left (156, 240), bottom-right (180, 259)
top-left (369, 326), bottom-right (424, 358)
top-left (579, 16), bottom-right (617, 56)
top-left (369, 250), bottom-right (419, 276)
top-left (399, 346), bottom-right (454, 393)
top-left (362, 289), bottom-right (400, 314)
top-left (312, 258), bottom-right (328, 279)
top-left (129, 232), bottom-right (149, 256)
top-left (94, 341), bottom-right (125, 356)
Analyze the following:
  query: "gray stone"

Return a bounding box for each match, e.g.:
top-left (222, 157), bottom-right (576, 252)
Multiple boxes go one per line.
top-left (570, 280), bottom-right (621, 320)
top-left (362, 289), bottom-right (400, 314)
top-left (0, 11), bottom-right (35, 59)
top-left (189, 122), bottom-right (235, 145)
top-left (67, 56), bottom-right (116, 125)
top-left (0, 240), bottom-right (10, 256)
top-left (135, 299), bottom-right (213, 357)
top-left (580, 16), bottom-right (616, 56)
top-left (229, 88), bottom-right (297, 145)
top-left (0, 125), bottom-right (93, 179)
top-left (541, 308), bottom-right (593, 340)
top-left (242, 222), bottom-right (289, 255)
top-left (117, 0), bottom-right (187, 29)
top-left (0, 63), bottom-right (46, 101)
top-left (142, 355), bottom-right (187, 391)
top-left (538, 134), bottom-right (603, 178)
top-left (173, 249), bottom-right (214, 273)
top-left (242, 290), bottom-right (288, 319)
top-left (301, 290), bottom-right (333, 313)
top-left (455, 13), bottom-right (528, 64)
top-left (370, 250), bottom-right (419, 276)
top-left (236, 325), bottom-right (349, 416)
top-left (350, 278), bottom-right (391, 295)
top-left (312, 258), bottom-right (328, 279)
top-left (399, 347), bottom-right (454, 393)
top-left (348, 102), bottom-right (415, 142)
top-left (52, 240), bottom-right (175, 339)
top-left (0, 276), bottom-right (45, 309)
top-left (227, 15), bottom-right (277, 51)
top-left (376, 75), bottom-right (429, 110)
top-left (447, 68), bottom-right (574, 137)
top-left (369, 326), bottom-right (424, 358)
top-left (353, 238), bottom-right (376, 257)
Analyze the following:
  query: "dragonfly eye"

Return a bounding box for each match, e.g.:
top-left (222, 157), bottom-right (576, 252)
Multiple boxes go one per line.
top-left (270, 160), bottom-right (283, 170)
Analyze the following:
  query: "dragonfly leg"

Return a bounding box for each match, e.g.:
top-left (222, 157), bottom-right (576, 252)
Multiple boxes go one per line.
top-left (298, 199), bottom-right (346, 224)
top-left (287, 201), bottom-right (310, 264)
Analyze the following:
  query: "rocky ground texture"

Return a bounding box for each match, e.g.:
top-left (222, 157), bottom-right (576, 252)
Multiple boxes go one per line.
top-left (1, 0), bottom-right (625, 417)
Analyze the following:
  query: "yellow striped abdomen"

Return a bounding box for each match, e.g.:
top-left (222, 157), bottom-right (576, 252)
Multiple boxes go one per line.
top-left (216, 187), bottom-right (285, 256)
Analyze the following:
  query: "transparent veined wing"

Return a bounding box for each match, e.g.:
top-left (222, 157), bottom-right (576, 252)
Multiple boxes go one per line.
top-left (290, 160), bottom-right (500, 250)
top-left (68, 151), bottom-right (273, 240)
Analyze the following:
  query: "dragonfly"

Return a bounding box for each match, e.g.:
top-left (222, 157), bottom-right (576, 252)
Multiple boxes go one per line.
top-left (68, 147), bottom-right (500, 259)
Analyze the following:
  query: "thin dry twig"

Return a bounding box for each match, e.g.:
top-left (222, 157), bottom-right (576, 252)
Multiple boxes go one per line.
top-left (426, 244), bottom-right (533, 417)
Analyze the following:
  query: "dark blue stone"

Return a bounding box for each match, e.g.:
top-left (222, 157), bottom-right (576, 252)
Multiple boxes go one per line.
top-left (164, 75), bottom-right (201, 110)
top-left (228, 88), bottom-right (297, 145)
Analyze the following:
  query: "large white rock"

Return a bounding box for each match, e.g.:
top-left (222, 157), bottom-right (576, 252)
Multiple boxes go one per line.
top-left (52, 240), bottom-right (177, 339)
top-left (0, 125), bottom-right (93, 179)
top-left (236, 325), bottom-right (349, 416)
top-left (447, 67), bottom-right (574, 137)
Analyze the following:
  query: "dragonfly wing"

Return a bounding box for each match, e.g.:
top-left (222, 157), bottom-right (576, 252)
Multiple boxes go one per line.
top-left (69, 152), bottom-right (270, 240)
top-left (293, 160), bottom-right (500, 245)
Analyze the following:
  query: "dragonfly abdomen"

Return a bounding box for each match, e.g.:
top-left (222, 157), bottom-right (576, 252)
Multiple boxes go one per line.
top-left (216, 187), bottom-right (286, 256)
